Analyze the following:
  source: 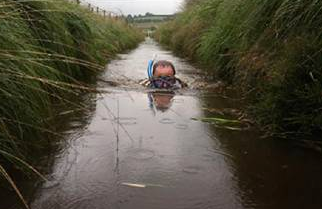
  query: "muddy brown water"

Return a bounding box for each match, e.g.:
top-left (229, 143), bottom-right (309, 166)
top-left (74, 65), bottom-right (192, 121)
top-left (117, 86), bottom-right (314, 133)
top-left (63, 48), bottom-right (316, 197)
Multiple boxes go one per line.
top-left (3, 38), bottom-right (322, 209)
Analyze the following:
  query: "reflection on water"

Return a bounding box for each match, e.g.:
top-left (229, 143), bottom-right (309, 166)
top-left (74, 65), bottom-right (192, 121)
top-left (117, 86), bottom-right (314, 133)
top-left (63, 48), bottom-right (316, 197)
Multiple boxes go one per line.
top-left (148, 91), bottom-right (175, 113)
top-left (3, 38), bottom-right (322, 209)
top-left (0, 93), bottom-right (97, 209)
top-left (30, 89), bottom-right (243, 209)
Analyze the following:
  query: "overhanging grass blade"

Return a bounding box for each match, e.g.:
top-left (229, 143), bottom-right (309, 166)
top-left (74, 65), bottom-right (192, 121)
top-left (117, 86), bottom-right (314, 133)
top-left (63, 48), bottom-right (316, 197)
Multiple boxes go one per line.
top-left (0, 150), bottom-right (47, 181)
top-left (0, 164), bottom-right (30, 209)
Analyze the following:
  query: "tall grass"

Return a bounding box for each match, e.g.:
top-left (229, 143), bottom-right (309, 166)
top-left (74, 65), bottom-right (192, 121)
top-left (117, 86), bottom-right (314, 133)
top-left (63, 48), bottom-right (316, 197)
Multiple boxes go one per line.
top-left (156, 0), bottom-right (322, 140)
top-left (0, 0), bottom-right (142, 206)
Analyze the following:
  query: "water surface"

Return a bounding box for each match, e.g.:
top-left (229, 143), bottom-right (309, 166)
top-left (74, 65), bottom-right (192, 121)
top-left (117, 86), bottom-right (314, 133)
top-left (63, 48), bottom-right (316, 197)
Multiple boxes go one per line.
top-left (7, 38), bottom-right (322, 209)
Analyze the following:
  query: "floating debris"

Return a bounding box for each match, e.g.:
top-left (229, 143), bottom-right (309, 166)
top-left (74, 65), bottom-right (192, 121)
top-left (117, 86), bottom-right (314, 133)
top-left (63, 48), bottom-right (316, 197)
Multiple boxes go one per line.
top-left (191, 117), bottom-right (250, 131)
top-left (191, 117), bottom-right (240, 124)
top-left (121, 183), bottom-right (146, 188)
top-left (121, 182), bottom-right (165, 188)
top-left (201, 107), bottom-right (225, 115)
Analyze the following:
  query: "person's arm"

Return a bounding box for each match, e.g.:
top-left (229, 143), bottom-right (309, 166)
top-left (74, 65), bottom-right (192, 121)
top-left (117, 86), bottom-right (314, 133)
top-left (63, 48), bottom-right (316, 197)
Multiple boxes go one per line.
top-left (139, 78), bottom-right (151, 87)
top-left (176, 78), bottom-right (188, 88)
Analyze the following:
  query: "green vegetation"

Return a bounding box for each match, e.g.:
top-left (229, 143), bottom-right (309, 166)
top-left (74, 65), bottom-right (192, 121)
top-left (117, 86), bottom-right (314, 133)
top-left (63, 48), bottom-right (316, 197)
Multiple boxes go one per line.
top-left (156, 0), bottom-right (322, 140)
top-left (126, 13), bottom-right (175, 33)
top-left (0, 0), bottom-right (142, 205)
top-left (126, 13), bottom-right (175, 23)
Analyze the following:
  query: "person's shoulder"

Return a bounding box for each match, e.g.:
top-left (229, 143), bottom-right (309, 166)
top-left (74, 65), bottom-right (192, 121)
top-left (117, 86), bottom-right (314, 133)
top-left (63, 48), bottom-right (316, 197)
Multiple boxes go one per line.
top-left (139, 78), bottom-right (151, 87)
top-left (175, 77), bottom-right (188, 88)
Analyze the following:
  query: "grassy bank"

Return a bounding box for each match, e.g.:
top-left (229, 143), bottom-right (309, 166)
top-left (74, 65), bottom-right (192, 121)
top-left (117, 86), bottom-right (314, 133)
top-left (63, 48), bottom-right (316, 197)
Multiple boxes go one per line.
top-left (156, 0), bottom-right (322, 140)
top-left (0, 0), bottom-right (142, 203)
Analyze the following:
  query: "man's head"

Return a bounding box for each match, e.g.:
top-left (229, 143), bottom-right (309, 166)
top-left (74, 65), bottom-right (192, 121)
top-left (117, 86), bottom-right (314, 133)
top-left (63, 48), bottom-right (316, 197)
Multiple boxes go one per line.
top-left (153, 60), bottom-right (175, 77)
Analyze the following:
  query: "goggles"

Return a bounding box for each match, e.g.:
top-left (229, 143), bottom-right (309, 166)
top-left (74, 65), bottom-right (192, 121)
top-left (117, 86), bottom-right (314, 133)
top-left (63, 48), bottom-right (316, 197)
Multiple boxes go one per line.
top-left (151, 76), bottom-right (177, 89)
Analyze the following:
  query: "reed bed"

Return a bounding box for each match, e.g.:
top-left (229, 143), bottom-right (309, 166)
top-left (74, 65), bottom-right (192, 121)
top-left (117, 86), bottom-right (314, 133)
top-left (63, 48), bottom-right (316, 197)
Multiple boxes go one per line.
top-left (0, 0), bottom-right (142, 206)
top-left (156, 0), bottom-right (322, 140)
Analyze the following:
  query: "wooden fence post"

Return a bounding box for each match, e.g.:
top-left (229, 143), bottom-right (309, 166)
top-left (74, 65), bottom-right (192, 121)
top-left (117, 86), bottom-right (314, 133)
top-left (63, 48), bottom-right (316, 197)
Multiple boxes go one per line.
top-left (103, 10), bottom-right (106, 18)
top-left (76, 0), bottom-right (80, 4)
top-left (96, 7), bottom-right (99, 14)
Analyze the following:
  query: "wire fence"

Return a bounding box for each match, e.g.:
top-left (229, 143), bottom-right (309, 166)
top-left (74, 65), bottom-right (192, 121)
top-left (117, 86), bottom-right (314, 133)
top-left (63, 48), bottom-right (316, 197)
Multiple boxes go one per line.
top-left (67, 0), bottom-right (121, 18)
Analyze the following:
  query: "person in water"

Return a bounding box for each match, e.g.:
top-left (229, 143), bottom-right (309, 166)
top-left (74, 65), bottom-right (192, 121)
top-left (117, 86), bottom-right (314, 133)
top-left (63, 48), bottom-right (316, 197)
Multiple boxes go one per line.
top-left (141, 60), bottom-right (187, 89)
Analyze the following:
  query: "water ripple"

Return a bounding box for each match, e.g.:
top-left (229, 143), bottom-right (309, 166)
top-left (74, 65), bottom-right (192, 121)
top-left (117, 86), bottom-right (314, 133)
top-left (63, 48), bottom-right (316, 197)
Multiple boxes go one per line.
top-left (159, 118), bottom-right (175, 124)
top-left (115, 117), bottom-right (137, 125)
top-left (175, 123), bottom-right (189, 130)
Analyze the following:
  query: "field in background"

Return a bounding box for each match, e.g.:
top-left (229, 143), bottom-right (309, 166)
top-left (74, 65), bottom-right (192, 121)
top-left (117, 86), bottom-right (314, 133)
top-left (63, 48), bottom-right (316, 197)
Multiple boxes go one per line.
top-left (128, 13), bottom-right (175, 36)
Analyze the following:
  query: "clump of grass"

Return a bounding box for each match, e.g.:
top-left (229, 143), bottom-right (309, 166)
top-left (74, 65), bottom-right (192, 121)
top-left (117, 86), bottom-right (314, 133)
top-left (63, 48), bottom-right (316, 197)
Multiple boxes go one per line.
top-left (0, 0), bottom-right (142, 206)
top-left (156, 0), bottom-right (322, 140)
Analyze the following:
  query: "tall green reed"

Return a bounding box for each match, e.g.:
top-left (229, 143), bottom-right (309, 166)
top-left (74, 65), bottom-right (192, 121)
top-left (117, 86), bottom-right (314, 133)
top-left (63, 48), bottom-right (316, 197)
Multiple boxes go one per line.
top-left (156, 0), bottom-right (322, 139)
top-left (0, 0), bottom-right (142, 207)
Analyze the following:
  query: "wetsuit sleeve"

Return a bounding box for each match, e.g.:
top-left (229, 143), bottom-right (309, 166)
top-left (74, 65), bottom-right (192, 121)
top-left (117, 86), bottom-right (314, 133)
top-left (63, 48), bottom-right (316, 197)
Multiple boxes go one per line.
top-left (176, 78), bottom-right (188, 88)
top-left (139, 78), bottom-right (151, 87)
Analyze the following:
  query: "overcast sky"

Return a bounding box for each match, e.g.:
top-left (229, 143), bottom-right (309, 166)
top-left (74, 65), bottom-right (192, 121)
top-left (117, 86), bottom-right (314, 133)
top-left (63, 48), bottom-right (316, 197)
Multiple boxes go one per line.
top-left (82, 0), bottom-right (185, 15)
